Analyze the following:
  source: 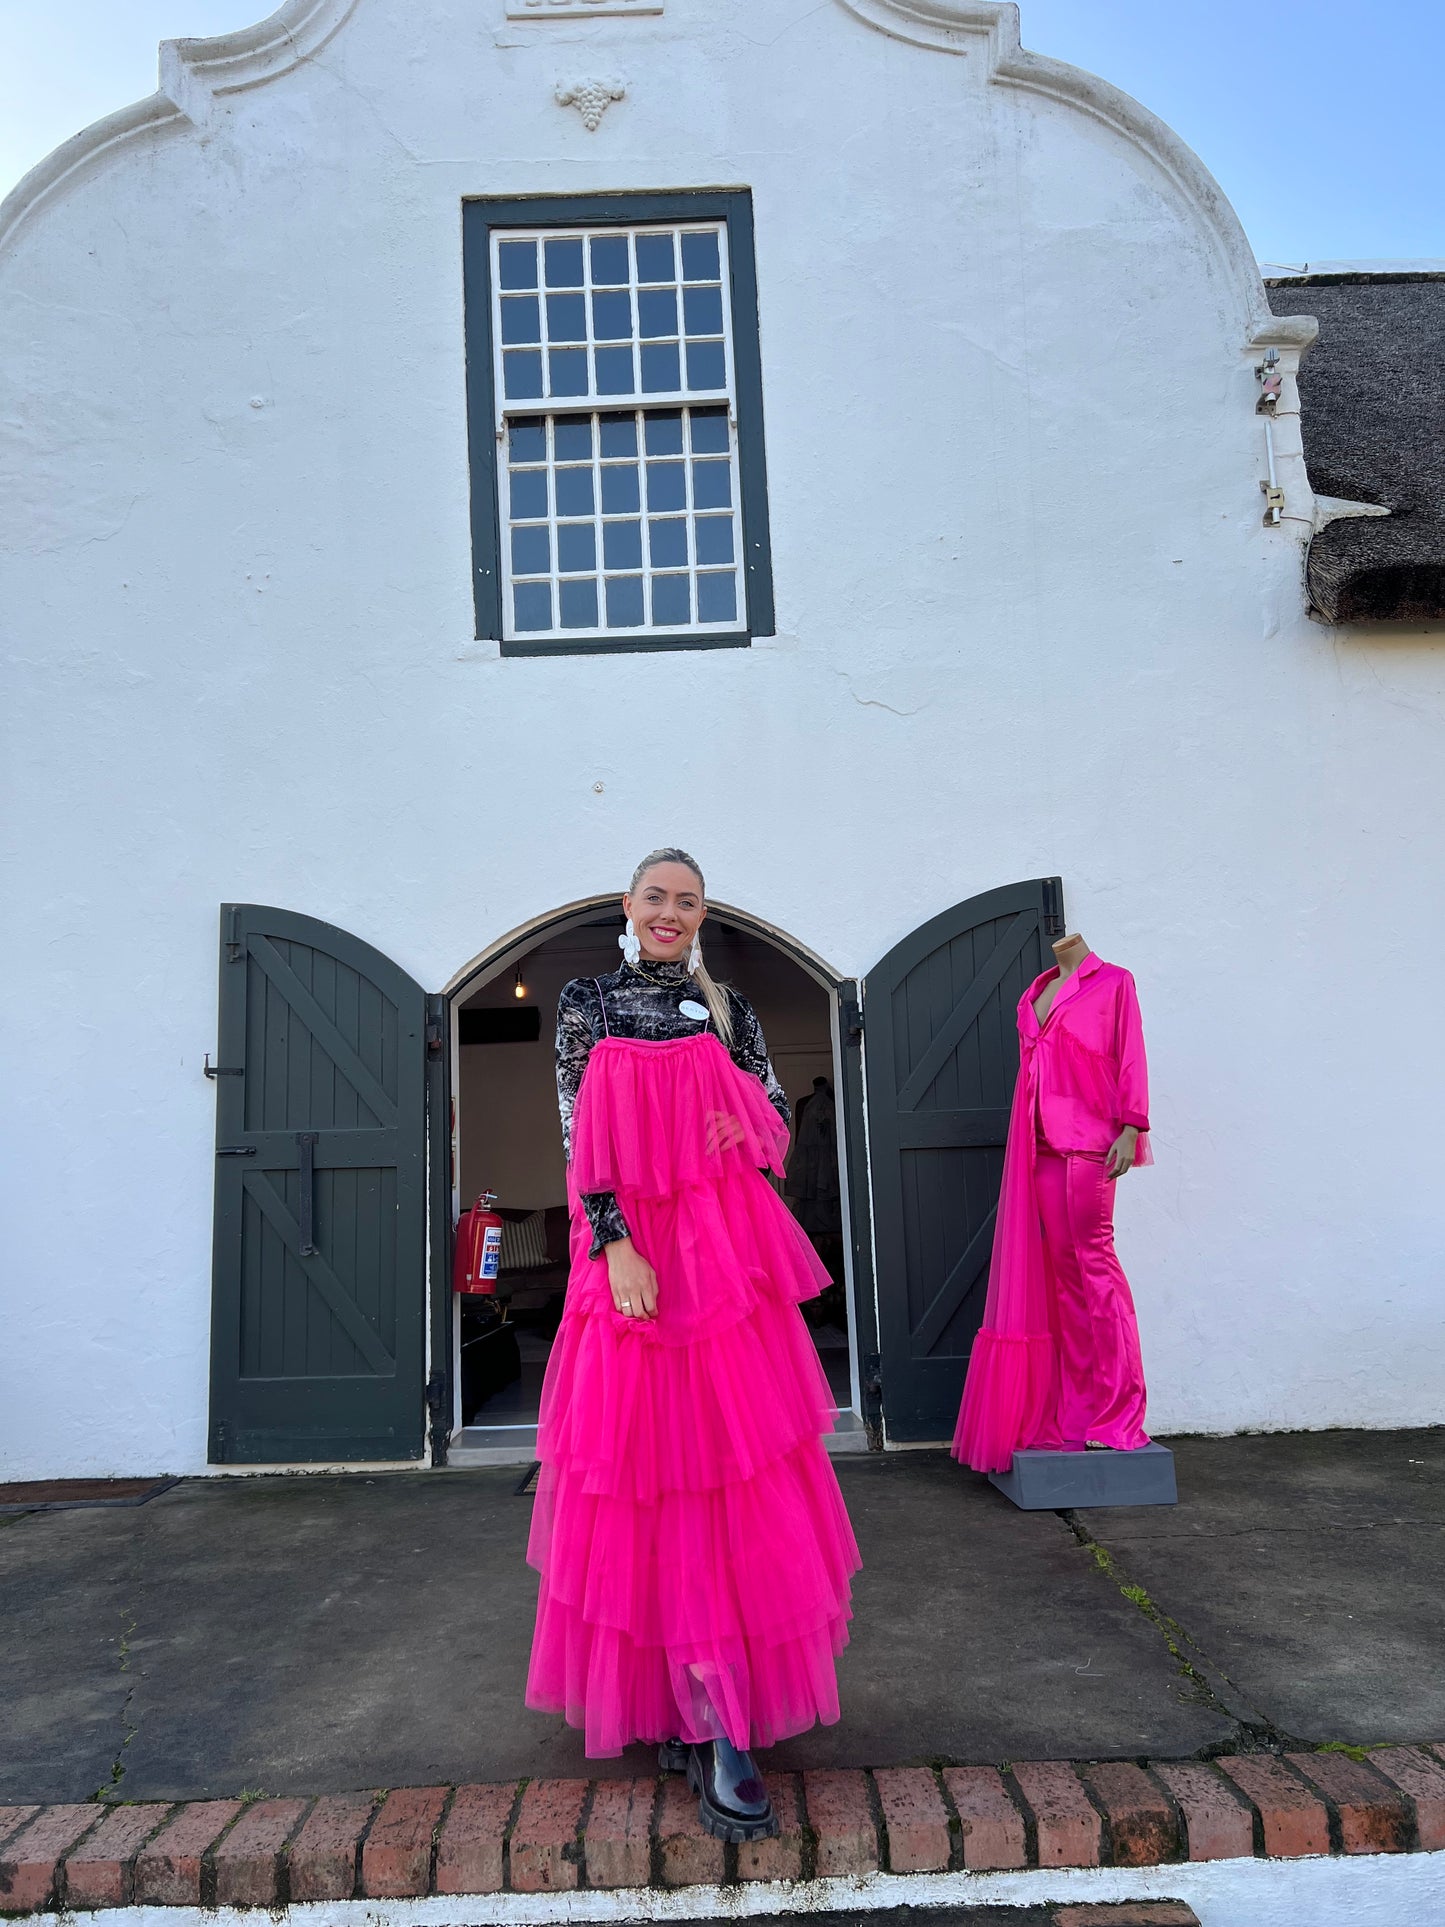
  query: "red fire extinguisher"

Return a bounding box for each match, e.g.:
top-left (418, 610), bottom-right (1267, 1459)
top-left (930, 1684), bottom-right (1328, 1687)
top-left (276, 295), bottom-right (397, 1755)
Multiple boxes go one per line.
top-left (453, 1191), bottom-right (504, 1295)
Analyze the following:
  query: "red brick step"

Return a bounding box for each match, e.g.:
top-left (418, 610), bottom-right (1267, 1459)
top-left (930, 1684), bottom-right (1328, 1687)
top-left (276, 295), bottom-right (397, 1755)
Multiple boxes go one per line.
top-left (5, 1739), bottom-right (1443, 1911)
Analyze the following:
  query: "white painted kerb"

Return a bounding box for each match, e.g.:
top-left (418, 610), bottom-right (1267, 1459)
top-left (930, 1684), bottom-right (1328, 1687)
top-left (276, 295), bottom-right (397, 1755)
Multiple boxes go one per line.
top-left (27, 1853), bottom-right (1445, 1927)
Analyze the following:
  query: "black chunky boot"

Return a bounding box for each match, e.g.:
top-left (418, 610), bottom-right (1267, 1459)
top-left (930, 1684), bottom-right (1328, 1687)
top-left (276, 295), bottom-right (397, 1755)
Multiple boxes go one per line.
top-left (658, 1739), bottom-right (689, 1772)
top-left (687, 1737), bottom-right (779, 1843)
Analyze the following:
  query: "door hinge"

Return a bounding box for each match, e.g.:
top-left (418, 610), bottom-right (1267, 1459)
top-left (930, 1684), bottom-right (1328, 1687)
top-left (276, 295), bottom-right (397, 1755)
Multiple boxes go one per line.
top-left (209, 1420), bottom-right (232, 1463)
top-left (425, 995), bottom-right (446, 1059)
top-left (203, 1053), bottom-right (243, 1080)
top-left (860, 1353), bottom-right (883, 1447)
top-left (840, 994), bottom-right (864, 1044)
top-left (426, 1369), bottom-right (450, 1467)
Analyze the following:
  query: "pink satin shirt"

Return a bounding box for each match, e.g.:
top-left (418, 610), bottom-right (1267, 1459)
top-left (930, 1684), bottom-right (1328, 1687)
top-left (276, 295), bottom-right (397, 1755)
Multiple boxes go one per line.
top-left (1018, 953), bottom-right (1151, 1162)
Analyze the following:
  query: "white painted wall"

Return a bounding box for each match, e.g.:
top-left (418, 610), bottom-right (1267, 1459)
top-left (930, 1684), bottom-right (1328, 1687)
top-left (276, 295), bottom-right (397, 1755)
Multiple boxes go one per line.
top-left (2, 0), bottom-right (1442, 1477)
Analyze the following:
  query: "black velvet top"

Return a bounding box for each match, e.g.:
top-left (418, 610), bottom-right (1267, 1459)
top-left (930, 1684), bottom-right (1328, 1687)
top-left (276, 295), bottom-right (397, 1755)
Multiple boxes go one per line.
top-left (555, 956), bottom-right (790, 1252)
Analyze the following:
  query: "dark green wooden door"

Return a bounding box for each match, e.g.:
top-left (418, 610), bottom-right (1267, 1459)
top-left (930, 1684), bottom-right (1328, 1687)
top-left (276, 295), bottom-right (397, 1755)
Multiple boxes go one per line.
top-left (208, 906), bottom-right (428, 1464)
top-left (864, 880), bottom-right (1063, 1442)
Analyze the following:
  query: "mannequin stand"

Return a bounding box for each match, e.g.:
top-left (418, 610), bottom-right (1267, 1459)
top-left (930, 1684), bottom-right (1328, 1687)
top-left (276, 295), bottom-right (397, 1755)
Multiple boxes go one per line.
top-left (989, 1443), bottom-right (1177, 1510)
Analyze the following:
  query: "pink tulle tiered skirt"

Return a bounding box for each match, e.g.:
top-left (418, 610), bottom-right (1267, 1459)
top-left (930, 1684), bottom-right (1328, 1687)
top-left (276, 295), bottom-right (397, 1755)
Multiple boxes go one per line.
top-left (525, 1032), bottom-right (860, 1757)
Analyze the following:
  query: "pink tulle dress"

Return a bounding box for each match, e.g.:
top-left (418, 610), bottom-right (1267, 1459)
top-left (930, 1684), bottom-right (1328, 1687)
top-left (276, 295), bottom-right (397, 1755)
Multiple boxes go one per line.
top-left (525, 1025), bottom-right (860, 1757)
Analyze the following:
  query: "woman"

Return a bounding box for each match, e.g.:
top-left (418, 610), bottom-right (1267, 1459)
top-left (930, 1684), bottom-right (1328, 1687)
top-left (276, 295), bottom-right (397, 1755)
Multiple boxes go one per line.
top-left (526, 849), bottom-right (859, 1842)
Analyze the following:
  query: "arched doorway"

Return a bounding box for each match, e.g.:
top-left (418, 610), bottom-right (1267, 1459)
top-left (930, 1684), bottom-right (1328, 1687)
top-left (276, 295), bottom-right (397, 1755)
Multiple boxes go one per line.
top-left (438, 898), bottom-right (874, 1464)
top-left (204, 881), bottom-right (1058, 1466)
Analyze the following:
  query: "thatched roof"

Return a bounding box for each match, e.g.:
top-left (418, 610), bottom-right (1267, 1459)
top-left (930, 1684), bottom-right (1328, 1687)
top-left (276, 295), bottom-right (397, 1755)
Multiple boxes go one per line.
top-left (1265, 273), bottom-right (1445, 623)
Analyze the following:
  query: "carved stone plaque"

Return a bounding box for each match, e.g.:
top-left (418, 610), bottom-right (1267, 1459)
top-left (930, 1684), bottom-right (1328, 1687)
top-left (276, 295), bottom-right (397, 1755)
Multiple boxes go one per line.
top-left (507, 0), bottom-right (662, 17)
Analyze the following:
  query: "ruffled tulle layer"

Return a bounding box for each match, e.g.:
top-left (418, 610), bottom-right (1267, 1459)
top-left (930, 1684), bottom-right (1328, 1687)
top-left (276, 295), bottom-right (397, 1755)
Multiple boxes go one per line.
top-left (952, 1328), bottom-right (1061, 1473)
top-left (529, 1278), bottom-right (861, 1751)
top-left (562, 1159), bottom-right (832, 1351)
top-left (538, 1281), bottom-right (841, 1502)
top-left (527, 1435), bottom-right (859, 1754)
top-left (528, 1031), bottom-right (859, 1756)
top-left (570, 1032), bottom-right (790, 1200)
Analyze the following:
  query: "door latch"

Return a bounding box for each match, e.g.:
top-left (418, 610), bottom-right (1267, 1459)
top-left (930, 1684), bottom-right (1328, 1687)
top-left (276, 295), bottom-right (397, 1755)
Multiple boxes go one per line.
top-left (296, 1132), bottom-right (319, 1257)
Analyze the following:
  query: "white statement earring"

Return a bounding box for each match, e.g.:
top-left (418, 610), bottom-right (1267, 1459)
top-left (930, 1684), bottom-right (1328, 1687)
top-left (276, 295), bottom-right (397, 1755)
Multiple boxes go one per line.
top-left (688, 935), bottom-right (703, 974)
top-left (619, 919), bottom-right (642, 966)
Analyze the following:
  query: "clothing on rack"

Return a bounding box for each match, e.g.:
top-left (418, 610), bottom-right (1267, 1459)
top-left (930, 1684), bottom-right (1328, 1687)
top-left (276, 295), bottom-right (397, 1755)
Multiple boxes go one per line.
top-left (785, 1077), bottom-right (842, 1241)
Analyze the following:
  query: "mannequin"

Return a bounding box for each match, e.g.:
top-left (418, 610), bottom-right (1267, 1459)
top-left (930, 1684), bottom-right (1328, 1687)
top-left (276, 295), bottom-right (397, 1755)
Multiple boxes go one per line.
top-left (1032, 935), bottom-right (1139, 1183)
top-left (953, 932), bottom-right (1153, 1471)
top-left (1031, 932), bottom-right (1085, 1020)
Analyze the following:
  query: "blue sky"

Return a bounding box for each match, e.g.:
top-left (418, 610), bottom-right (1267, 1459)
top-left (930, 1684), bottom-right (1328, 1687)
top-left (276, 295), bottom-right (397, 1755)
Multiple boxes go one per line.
top-left (2, 0), bottom-right (1442, 266)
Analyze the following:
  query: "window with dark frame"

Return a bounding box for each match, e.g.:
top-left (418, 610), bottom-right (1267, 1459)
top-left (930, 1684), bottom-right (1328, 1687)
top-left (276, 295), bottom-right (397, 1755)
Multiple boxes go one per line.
top-left (463, 191), bottom-right (774, 656)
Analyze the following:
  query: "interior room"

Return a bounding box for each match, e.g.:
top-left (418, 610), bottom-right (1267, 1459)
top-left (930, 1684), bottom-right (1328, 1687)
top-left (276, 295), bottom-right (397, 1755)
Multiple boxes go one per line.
top-left (448, 909), bottom-right (859, 1461)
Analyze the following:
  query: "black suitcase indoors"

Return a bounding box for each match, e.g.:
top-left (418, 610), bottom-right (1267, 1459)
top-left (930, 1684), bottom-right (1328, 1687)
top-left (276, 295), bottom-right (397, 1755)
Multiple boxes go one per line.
top-left (459, 1296), bottom-right (522, 1423)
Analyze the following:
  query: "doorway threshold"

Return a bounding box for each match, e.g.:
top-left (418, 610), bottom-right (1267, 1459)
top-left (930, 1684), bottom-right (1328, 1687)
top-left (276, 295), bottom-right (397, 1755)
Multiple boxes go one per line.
top-left (826, 1408), bottom-right (871, 1452)
top-left (446, 1426), bottom-right (538, 1467)
top-left (445, 1410), bottom-right (872, 1469)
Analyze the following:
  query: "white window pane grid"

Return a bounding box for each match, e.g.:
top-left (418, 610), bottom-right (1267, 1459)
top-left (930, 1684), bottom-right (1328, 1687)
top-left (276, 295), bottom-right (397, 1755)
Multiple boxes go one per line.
top-left (491, 222), bottom-right (734, 412)
top-left (503, 406), bottom-right (743, 640)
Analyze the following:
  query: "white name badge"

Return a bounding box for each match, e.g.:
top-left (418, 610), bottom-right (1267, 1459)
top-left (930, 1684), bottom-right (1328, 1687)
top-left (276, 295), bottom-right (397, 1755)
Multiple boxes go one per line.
top-left (679, 1000), bottom-right (710, 1023)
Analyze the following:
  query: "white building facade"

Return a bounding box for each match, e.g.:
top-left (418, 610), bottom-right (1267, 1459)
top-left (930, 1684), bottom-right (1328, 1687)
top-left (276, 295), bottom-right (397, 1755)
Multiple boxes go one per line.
top-left (3, 0), bottom-right (1441, 1479)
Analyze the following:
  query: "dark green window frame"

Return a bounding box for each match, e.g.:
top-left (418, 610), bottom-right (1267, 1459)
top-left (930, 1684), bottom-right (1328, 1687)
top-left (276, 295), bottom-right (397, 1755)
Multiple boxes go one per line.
top-left (462, 189), bottom-right (775, 658)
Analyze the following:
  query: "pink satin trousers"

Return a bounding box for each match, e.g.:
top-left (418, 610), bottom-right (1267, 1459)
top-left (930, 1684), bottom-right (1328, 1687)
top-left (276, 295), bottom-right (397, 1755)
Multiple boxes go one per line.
top-left (1034, 1148), bottom-right (1149, 1452)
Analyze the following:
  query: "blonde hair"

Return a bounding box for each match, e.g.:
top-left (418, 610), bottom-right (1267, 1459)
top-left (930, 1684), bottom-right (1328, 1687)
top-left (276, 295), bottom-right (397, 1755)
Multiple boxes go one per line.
top-left (628, 847), bottom-right (733, 1048)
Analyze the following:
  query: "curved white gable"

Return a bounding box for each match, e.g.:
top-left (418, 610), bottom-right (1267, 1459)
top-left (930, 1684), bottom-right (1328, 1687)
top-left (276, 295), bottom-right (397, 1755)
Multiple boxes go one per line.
top-left (0, 0), bottom-right (1315, 355)
top-left (838, 0), bottom-right (1313, 351)
top-left (0, 0), bottom-right (358, 254)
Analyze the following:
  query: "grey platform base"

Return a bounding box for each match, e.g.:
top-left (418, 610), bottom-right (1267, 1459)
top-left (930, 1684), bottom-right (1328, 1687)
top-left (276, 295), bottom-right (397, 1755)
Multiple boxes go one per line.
top-left (988, 1442), bottom-right (1177, 1509)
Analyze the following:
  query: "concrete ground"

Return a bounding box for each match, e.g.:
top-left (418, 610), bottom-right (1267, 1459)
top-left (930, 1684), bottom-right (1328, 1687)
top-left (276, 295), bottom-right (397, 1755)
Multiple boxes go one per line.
top-left (1, 1430), bottom-right (1441, 1805)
